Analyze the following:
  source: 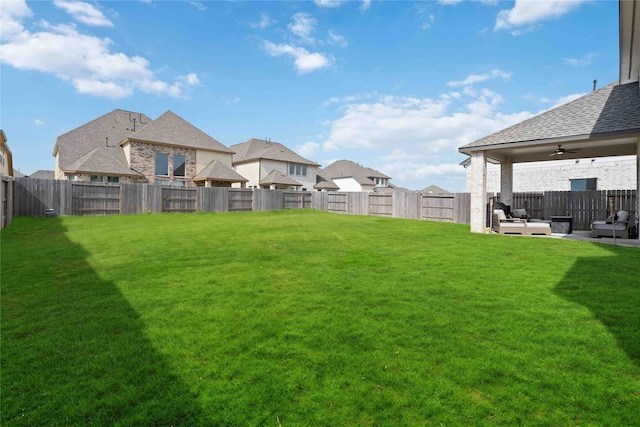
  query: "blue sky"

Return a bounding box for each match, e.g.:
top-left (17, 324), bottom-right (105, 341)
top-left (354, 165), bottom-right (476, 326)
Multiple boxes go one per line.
top-left (1, 0), bottom-right (619, 191)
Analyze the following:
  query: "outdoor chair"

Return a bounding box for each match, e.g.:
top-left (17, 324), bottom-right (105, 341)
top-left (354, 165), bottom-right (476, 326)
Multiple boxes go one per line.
top-left (591, 210), bottom-right (634, 239)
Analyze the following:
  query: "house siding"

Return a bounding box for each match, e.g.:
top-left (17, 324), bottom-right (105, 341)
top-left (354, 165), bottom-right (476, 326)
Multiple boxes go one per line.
top-left (474, 156), bottom-right (637, 192)
top-left (196, 150), bottom-right (233, 174)
top-left (234, 161), bottom-right (262, 188)
top-left (334, 177), bottom-right (367, 192)
top-left (128, 141), bottom-right (196, 186)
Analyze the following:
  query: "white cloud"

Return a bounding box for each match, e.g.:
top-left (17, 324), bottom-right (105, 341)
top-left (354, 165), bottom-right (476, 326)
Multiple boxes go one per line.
top-left (226, 96), bottom-right (241, 105)
top-left (34, 119), bottom-right (45, 126)
top-left (250, 13), bottom-right (275, 29)
top-left (0, 1), bottom-right (199, 99)
top-left (53, 0), bottom-right (113, 27)
top-left (0, 0), bottom-right (33, 39)
top-left (186, 1), bottom-right (207, 11)
top-left (296, 141), bottom-right (320, 158)
top-left (183, 72), bottom-right (200, 86)
top-left (262, 41), bottom-right (333, 74)
top-left (318, 90), bottom-right (535, 190)
top-left (327, 30), bottom-right (347, 48)
top-left (563, 52), bottom-right (598, 66)
top-left (550, 92), bottom-right (585, 109)
top-left (288, 12), bottom-right (318, 43)
top-left (415, 5), bottom-right (435, 30)
top-left (495, 0), bottom-right (588, 32)
top-left (439, 0), bottom-right (463, 5)
top-left (360, 0), bottom-right (371, 11)
top-left (314, 0), bottom-right (346, 8)
top-left (447, 69), bottom-right (511, 87)
top-left (422, 14), bottom-right (435, 30)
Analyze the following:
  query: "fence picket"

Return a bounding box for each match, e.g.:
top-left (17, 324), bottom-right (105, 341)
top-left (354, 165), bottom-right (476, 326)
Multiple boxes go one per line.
top-left (10, 178), bottom-right (636, 231)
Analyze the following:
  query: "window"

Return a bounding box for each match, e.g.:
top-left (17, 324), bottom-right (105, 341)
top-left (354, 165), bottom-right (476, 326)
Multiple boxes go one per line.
top-left (155, 179), bottom-right (169, 186)
top-left (155, 153), bottom-right (169, 176)
top-left (90, 175), bottom-right (102, 182)
top-left (173, 180), bottom-right (185, 187)
top-left (288, 163), bottom-right (307, 176)
top-left (173, 155), bottom-right (186, 177)
top-left (373, 177), bottom-right (388, 187)
top-left (67, 174), bottom-right (76, 181)
top-left (107, 176), bottom-right (120, 183)
top-left (570, 178), bottom-right (597, 191)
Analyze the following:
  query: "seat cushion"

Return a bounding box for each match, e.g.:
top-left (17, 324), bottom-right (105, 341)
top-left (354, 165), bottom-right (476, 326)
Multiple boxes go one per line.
top-left (617, 210), bottom-right (630, 222)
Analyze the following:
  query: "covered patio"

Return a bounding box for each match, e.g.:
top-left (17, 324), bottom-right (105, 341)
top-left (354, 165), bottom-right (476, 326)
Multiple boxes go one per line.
top-left (459, 0), bottom-right (640, 241)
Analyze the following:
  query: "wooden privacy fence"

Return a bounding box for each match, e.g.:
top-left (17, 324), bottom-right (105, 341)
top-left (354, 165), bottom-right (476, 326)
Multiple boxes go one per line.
top-left (511, 190), bottom-right (636, 230)
top-left (11, 178), bottom-right (636, 230)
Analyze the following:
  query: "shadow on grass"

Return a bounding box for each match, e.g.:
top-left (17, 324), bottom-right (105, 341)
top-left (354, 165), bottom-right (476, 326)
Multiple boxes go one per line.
top-left (1, 218), bottom-right (204, 425)
top-left (553, 244), bottom-right (640, 365)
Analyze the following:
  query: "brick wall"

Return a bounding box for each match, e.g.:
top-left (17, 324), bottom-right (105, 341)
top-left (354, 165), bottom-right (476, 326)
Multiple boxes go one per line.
top-left (468, 156), bottom-right (637, 192)
top-left (128, 141), bottom-right (196, 187)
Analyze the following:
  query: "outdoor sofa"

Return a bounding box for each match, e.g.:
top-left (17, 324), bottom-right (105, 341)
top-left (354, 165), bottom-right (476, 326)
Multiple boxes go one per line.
top-left (493, 209), bottom-right (551, 236)
top-left (591, 210), bottom-right (634, 239)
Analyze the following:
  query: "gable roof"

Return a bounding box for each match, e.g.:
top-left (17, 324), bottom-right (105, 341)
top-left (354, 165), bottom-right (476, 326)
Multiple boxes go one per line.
top-left (28, 170), bottom-right (55, 180)
top-left (259, 170), bottom-right (302, 186)
top-left (460, 81), bottom-right (640, 152)
top-left (127, 110), bottom-right (233, 153)
top-left (322, 159), bottom-right (391, 185)
top-left (230, 138), bottom-right (319, 166)
top-left (314, 170), bottom-right (340, 190)
top-left (54, 109), bottom-right (152, 176)
top-left (193, 160), bottom-right (248, 183)
top-left (420, 184), bottom-right (451, 194)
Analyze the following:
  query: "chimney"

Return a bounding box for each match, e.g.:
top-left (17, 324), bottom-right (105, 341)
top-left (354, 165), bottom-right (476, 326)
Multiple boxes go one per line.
top-left (593, 79), bottom-right (597, 91)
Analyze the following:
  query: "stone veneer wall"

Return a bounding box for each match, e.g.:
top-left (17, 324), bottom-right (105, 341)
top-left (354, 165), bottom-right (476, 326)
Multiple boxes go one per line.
top-left (128, 141), bottom-right (197, 187)
top-left (469, 157), bottom-right (637, 192)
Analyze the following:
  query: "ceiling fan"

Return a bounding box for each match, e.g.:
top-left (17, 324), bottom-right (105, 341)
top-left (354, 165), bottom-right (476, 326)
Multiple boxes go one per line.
top-left (549, 144), bottom-right (580, 157)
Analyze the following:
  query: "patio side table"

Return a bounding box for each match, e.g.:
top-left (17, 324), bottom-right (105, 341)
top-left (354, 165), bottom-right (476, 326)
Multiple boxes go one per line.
top-left (551, 216), bottom-right (573, 234)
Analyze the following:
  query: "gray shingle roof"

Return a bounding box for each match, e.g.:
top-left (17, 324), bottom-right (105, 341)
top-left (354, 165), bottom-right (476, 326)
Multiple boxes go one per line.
top-left (230, 138), bottom-right (319, 166)
top-left (193, 160), bottom-right (248, 183)
top-left (322, 159), bottom-right (391, 184)
top-left (259, 170), bottom-right (302, 186)
top-left (420, 184), bottom-right (451, 194)
top-left (54, 109), bottom-right (152, 175)
top-left (460, 81), bottom-right (640, 150)
top-left (314, 171), bottom-right (339, 190)
top-left (130, 111), bottom-right (233, 153)
top-left (28, 170), bottom-right (55, 180)
top-left (54, 109), bottom-right (234, 177)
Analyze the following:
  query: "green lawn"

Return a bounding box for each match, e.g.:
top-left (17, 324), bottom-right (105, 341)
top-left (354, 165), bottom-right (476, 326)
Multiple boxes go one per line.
top-left (2, 210), bottom-right (639, 426)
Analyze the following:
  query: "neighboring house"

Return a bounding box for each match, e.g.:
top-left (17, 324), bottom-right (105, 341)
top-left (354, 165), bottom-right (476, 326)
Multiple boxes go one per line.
top-left (322, 160), bottom-right (391, 192)
top-left (314, 170), bottom-right (340, 191)
top-left (1, 130), bottom-right (13, 177)
top-left (29, 170), bottom-right (55, 180)
top-left (1, 130), bottom-right (13, 229)
top-left (53, 109), bottom-right (247, 188)
top-left (230, 138), bottom-right (320, 191)
top-left (421, 185), bottom-right (451, 195)
top-left (13, 169), bottom-right (26, 178)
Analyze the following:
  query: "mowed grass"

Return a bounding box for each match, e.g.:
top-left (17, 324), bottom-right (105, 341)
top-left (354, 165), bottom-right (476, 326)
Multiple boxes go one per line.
top-left (2, 210), bottom-right (639, 426)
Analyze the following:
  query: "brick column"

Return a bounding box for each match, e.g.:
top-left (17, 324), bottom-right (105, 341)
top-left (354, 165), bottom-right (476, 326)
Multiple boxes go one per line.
top-left (469, 151), bottom-right (488, 233)
top-left (500, 161), bottom-right (513, 207)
